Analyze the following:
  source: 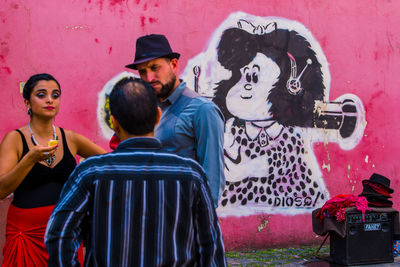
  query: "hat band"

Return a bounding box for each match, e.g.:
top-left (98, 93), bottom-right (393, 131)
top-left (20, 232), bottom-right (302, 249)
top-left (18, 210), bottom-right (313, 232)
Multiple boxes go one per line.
top-left (364, 181), bottom-right (392, 196)
top-left (135, 52), bottom-right (173, 61)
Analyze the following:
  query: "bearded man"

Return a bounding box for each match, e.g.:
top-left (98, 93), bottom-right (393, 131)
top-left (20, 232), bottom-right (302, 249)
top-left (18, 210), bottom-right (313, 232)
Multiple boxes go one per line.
top-left (124, 34), bottom-right (225, 207)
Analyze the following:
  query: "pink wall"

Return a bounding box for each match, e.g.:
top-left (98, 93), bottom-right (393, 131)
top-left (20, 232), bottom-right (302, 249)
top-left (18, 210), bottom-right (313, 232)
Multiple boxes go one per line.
top-left (1, 0), bottom-right (400, 260)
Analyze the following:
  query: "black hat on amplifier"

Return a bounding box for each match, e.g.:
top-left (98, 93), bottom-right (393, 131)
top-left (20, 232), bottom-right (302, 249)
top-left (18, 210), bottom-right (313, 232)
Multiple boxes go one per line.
top-left (361, 173), bottom-right (394, 194)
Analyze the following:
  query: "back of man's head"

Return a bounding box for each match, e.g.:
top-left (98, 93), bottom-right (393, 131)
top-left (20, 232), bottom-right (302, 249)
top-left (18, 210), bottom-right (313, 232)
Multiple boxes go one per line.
top-left (109, 77), bottom-right (158, 135)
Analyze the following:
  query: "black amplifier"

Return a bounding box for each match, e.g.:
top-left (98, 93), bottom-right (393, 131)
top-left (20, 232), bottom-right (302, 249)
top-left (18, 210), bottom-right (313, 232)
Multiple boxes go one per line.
top-left (330, 210), bottom-right (394, 265)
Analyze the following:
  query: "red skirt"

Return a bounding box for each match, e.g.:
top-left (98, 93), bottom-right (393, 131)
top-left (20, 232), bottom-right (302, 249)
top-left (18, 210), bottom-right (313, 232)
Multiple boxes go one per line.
top-left (2, 204), bottom-right (83, 267)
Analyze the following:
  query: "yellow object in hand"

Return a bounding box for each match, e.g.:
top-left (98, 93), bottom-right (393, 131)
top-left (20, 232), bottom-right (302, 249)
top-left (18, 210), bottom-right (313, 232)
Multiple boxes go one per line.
top-left (47, 140), bottom-right (58, 147)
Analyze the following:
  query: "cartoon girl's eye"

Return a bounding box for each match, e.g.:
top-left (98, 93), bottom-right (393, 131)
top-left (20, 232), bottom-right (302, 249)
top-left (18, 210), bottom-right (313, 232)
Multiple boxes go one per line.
top-left (246, 73), bottom-right (251, 83)
top-left (252, 73), bottom-right (258, 83)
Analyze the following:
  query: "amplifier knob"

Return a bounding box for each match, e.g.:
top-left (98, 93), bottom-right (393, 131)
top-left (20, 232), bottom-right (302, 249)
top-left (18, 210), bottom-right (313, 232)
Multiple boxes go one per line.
top-left (349, 225), bottom-right (358, 235)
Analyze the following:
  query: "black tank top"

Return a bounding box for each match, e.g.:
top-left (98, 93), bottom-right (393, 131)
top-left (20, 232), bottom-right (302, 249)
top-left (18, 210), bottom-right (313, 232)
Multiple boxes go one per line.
top-left (13, 128), bottom-right (77, 208)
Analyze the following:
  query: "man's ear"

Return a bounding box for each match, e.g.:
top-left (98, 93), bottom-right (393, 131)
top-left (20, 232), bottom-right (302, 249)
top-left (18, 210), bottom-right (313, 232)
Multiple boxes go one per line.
top-left (155, 107), bottom-right (162, 126)
top-left (169, 58), bottom-right (179, 74)
top-left (110, 115), bottom-right (120, 136)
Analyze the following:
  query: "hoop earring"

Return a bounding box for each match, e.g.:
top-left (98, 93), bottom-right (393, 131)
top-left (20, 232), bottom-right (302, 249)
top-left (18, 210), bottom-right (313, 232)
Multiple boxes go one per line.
top-left (27, 108), bottom-right (32, 116)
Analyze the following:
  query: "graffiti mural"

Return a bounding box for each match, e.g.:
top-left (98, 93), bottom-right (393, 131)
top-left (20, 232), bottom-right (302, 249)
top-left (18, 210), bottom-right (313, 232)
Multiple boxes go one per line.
top-left (97, 12), bottom-right (366, 217)
top-left (181, 12), bottom-right (366, 216)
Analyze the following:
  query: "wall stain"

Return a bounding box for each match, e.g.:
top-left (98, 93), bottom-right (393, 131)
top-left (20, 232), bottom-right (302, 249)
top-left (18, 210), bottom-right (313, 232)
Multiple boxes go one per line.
top-left (346, 164), bottom-right (351, 179)
top-left (109, 0), bottom-right (124, 6)
top-left (257, 215), bottom-right (271, 232)
top-left (1, 41), bottom-right (9, 58)
top-left (140, 15), bottom-right (145, 28)
top-left (322, 161), bottom-right (330, 172)
top-left (366, 90), bottom-right (385, 108)
top-left (149, 17), bottom-right (158, 23)
top-left (374, 50), bottom-right (379, 61)
top-left (0, 67), bottom-right (11, 75)
top-left (65, 25), bottom-right (90, 31)
top-left (387, 32), bottom-right (394, 52)
top-left (0, 38), bottom-right (10, 75)
top-left (98, 0), bottom-right (104, 11)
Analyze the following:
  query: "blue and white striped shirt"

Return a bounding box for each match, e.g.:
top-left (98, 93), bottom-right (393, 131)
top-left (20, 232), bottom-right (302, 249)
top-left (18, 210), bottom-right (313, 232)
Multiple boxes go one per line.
top-left (45, 137), bottom-right (226, 267)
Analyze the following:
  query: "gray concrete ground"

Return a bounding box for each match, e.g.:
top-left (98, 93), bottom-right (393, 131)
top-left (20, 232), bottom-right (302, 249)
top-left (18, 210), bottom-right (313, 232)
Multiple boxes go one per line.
top-left (226, 246), bottom-right (400, 266)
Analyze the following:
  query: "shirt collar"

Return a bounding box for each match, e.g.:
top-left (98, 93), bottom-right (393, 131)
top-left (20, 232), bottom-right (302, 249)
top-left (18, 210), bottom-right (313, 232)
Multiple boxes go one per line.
top-left (160, 80), bottom-right (186, 107)
top-left (245, 121), bottom-right (284, 140)
top-left (115, 137), bottom-right (162, 151)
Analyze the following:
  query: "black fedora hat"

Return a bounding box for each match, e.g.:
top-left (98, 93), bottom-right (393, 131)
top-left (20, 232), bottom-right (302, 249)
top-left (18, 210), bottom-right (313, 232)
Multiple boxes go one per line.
top-left (125, 34), bottom-right (180, 70)
top-left (362, 173), bottom-right (394, 193)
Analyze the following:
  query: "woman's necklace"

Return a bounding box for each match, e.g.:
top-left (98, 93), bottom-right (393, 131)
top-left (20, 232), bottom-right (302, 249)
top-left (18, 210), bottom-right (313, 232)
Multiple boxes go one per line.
top-left (28, 122), bottom-right (58, 166)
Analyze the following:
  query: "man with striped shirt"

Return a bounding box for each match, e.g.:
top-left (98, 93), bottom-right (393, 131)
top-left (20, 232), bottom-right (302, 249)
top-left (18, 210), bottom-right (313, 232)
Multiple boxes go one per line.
top-left (45, 77), bottom-right (226, 266)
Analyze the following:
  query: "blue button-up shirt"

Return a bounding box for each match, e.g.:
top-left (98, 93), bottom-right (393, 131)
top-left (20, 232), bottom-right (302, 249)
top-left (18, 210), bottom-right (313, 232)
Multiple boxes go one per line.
top-left (155, 81), bottom-right (225, 207)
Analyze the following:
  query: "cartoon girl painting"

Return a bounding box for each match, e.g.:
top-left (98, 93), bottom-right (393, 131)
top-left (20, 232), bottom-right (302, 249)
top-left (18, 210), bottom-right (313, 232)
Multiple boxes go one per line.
top-left (213, 26), bottom-right (330, 212)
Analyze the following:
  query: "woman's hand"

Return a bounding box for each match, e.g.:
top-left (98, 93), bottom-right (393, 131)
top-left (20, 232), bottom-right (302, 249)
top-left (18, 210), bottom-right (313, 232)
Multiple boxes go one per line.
top-left (27, 144), bottom-right (58, 163)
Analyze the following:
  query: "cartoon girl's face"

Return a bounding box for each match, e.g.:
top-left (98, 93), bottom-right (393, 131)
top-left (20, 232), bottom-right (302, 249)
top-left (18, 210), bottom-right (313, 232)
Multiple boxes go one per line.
top-left (226, 52), bottom-right (280, 121)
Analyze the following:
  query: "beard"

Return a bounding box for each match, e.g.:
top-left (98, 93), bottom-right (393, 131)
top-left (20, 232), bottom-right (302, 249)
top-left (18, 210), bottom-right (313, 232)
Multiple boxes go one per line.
top-left (156, 74), bottom-right (177, 100)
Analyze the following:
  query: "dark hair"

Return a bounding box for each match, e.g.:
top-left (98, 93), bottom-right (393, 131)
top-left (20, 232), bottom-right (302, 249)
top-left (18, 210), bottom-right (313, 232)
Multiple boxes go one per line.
top-left (214, 27), bottom-right (325, 127)
top-left (23, 73), bottom-right (61, 100)
top-left (109, 77), bottom-right (158, 135)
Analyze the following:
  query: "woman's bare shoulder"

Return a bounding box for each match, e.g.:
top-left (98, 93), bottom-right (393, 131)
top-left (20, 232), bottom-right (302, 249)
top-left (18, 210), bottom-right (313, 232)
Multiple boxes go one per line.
top-left (0, 128), bottom-right (25, 158)
top-left (1, 128), bottom-right (24, 144)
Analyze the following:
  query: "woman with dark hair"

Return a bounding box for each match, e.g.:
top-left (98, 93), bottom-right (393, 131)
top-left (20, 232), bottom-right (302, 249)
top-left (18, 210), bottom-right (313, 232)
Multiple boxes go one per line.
top-left (0, 73), bottom-right (106, 266)
top-left (214, 27), bottom-right (328, 210)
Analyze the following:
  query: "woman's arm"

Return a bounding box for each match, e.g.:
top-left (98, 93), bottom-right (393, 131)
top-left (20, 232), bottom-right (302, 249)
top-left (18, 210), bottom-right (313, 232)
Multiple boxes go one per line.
top-left (67, 130), bottom-right (106, 159)
top-left (0, 131), bottom-right (57, 199)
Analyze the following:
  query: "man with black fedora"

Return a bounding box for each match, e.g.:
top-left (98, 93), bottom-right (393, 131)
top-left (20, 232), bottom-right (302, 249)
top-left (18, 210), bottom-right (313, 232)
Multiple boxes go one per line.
top-left (124, 34), bottom-right (225, 207)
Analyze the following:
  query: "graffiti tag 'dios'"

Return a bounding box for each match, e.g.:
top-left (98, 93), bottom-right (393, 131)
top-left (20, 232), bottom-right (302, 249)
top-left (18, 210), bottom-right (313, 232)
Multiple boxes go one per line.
top-left (98, 12), bottom-right (366, 217)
